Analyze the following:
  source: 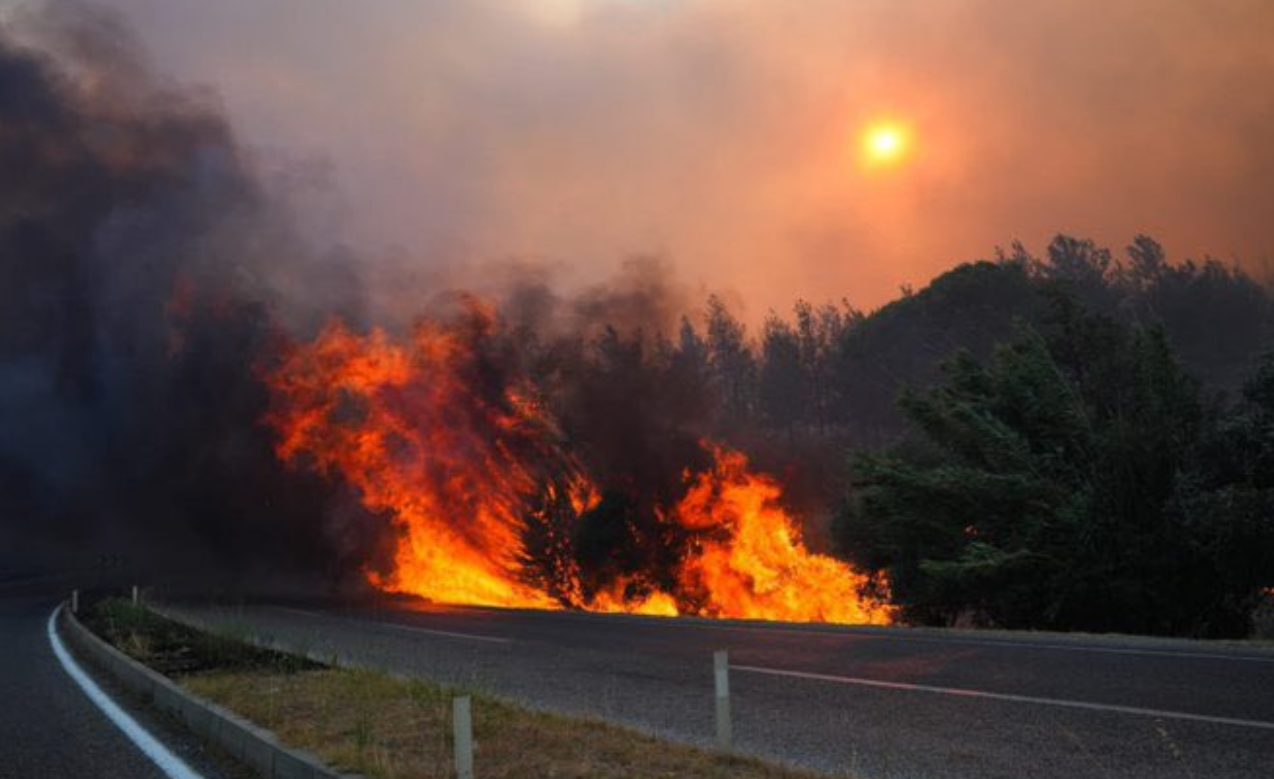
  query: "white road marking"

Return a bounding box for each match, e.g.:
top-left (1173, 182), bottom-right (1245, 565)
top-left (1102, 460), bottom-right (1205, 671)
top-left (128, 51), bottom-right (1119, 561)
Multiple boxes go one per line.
top-left (733, 664), bottom-right (1274, 731)
top-left (47, 605), bottom-right (208, 779)
top-left (271, 606), bottom-right (511, 644)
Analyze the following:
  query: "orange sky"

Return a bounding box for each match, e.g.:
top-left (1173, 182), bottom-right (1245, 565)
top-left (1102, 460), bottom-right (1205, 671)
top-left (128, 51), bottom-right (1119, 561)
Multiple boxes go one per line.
top-left (89, 0), bottom-right (1274, 319)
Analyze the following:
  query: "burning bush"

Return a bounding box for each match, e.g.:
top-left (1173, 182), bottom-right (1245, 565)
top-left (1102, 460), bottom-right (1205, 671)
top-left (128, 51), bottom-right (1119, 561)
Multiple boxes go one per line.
top-left (265, 302), bottom-right (891, 623)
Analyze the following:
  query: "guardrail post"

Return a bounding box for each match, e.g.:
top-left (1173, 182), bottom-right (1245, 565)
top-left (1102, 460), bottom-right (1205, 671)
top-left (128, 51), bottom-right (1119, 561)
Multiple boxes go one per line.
top-left (453, 695), bottom-right (474, 779)
top-left (71, 589), bottom-right (79, 614)
top-left (714, 650), bottom-right (732, 751)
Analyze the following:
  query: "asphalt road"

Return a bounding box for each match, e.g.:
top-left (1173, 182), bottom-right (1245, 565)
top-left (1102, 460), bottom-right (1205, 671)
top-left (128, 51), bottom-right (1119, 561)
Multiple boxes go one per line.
top-left (0, 589), bottom-right (248, 779)
top-left (168, 598), bottom-right (1274, 779)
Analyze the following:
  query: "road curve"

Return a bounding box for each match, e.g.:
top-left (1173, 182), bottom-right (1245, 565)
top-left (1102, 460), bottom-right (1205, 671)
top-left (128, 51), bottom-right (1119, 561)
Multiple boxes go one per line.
top-left (0, 589), bottom-right (254, 779)
top-left (167, 598), bottom-right (1274, 779)
top-left (0, 593), bottom-right (173, 779)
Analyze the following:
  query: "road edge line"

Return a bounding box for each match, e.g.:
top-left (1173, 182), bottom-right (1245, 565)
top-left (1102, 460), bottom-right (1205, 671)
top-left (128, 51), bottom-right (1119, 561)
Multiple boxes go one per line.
top-left (47, 604), bottom-right (207, 779)
top-left (54, 602), bottom-right (365, 779)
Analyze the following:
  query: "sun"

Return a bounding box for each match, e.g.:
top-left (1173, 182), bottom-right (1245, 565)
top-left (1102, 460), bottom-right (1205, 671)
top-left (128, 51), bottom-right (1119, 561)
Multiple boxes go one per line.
top-left (861, 122), bottom-right (912, 167)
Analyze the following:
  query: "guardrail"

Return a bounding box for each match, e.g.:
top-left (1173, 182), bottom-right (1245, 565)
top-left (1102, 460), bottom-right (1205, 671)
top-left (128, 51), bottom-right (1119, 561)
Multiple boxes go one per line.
top-left (68, 596), bottom-right (744, 778)
top-left (57, 603), bottom-right (363, 779)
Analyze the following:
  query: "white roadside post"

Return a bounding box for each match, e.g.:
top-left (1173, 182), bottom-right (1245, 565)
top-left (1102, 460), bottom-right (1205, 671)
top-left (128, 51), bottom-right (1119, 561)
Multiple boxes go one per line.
top-left (714, 650), bottom-right (732, 751)
top-left (131, 585), bottom-right (140, 606)
top-left (453, 695), bottom-right (475, 779)
top-left (70, 589), bottom-right (79, 614)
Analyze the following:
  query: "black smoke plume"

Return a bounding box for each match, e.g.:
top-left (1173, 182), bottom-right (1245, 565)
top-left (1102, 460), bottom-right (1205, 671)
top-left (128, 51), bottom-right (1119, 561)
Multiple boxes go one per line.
top-left (0, 3), bottom-right (382, 587)
top-left (0, 5), bottom-right (727, 597)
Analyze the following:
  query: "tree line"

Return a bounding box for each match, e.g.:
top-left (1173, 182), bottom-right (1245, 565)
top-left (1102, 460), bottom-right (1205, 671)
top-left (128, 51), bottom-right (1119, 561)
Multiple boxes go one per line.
top-left (525, 235), bottom-right (1274, 637)
top-left (837, 294), bottom-right (1274, 637)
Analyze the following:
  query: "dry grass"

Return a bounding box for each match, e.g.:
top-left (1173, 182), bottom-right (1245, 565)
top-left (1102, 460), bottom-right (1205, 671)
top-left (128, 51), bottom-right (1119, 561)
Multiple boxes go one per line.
top-left (185, 668), bottom-right (830, 779)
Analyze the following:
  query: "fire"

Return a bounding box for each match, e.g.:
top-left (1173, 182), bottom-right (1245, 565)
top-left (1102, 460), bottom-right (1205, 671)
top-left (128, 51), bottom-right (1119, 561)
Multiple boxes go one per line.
top-left (265, 304), bottom-right (891, 624)
top-left (672, 447), bottom-right (890, 624)
top-left (264, 305), bottom-right (571, 609)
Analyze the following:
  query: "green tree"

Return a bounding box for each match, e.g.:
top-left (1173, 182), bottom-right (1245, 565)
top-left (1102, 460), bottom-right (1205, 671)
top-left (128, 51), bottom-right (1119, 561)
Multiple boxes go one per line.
top-left (1170, 352), bottom-right (1274, 635)
top-left (836, 298), bottom-right (1232, 634)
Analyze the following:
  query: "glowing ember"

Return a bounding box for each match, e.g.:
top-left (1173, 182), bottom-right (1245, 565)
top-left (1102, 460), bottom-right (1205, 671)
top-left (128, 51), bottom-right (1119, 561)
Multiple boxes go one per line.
top-left (265, 305), bottom-right (891, 624)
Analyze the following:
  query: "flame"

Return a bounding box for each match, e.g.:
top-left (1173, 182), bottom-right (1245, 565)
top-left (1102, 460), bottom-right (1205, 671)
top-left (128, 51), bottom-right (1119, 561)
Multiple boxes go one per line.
top-left (587, 581), bottom-right (682, 617)
top-left (265, 307), bottom-right (569, 608)
top-left (265, 307), bottom-right (891, 624)
top-left (671, 447), bottom-right (890, 623)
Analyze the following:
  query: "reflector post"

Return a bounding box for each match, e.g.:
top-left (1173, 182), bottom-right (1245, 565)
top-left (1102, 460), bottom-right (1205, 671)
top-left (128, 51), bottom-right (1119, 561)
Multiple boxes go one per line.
top-left (453, 695), bottom-right (474, 779)
top-left (714, 650), bottom-right (732, 751)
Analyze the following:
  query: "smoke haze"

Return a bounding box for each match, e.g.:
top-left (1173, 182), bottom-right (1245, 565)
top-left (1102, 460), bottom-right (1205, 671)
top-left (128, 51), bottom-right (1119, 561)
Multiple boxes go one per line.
top-left (61, 0), bottom-right (1274, 318)
top-left (3, 0), bottom-right (1272, 610)
top-left (0, 3), bottom-right (378, 583)
top-left (0, 3), bottom-right (736, 587)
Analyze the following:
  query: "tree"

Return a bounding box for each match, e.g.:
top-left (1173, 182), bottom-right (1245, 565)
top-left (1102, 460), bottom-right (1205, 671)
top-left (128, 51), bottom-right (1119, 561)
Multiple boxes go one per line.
top-left (794, 299), bottom-right (857, 432)
top-left (832, 258), bottom-right (1047, 444)
top-left (758, 314), bottom-right (806, 433)
top-left (704, 295), bottom-right (756, 426)
top-left (1170, 352), bottom-right (1274, 635)
top-left (1037, 235), bottom-right (1117, 310)
top-left (834, 296), bottom-right (1246, 635)
top-left (1123, 249), bottom-right (1273, 393)
top-left (663, 316), bottom-right (714, 424)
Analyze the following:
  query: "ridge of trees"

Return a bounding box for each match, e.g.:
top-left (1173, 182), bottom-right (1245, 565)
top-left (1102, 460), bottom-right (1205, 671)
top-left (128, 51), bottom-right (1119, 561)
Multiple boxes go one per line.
top-left (692, 235), bottom-right (1272, 446)
top-left (836, 296), bottom-right (1274, 636)
top-left (522, 235), bottom-right (1274, 636)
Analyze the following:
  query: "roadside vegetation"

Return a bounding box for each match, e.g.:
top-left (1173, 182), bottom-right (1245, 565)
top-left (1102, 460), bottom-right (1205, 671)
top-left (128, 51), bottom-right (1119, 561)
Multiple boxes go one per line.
top-left (837, 298), bottom-right (1274, 638)
top-left (84, 597), bottom-right (319, 676)
top-left (524, 235), bottom-right (1274, 638)
top-left (84, 598), bottom-right (831, 779)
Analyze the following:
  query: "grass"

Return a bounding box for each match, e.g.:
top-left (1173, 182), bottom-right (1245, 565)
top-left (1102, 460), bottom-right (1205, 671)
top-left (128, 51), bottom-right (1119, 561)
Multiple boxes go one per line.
top-left (185, 669), bottom-right (823, 779)
top-left (83, 597), bottom-right (318, 676)
top-left (82, 597), bottom-right (833, 779)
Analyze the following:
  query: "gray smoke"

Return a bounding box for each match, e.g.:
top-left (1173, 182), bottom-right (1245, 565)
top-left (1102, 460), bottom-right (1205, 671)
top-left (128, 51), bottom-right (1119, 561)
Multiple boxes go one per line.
top-left (0, 3), bottom-right (381, 587)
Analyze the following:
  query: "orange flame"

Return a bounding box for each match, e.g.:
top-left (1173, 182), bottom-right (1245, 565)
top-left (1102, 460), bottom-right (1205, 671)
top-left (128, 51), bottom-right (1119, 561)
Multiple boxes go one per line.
top-left (670, 447), bottom-right (890, 623)
top-left (265, 308), bottom-right (891, 624)
top-left (265, 309), bottom-right (568, 608)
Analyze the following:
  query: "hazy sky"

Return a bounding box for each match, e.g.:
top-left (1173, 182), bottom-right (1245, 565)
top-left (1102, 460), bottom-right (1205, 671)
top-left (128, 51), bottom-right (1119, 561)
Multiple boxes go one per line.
top-left (24, 0), bottom-right (1274, 317)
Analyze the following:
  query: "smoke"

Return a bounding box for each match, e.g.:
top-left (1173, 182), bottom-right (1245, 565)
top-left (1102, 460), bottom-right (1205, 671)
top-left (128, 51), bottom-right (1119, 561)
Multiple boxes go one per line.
top-left (71, 0), bottom-right (1274, 319)
top-left (0, 2), bottom-right (723, 590)
top-left (0, 3), bottom-right (378, 584)
top-left (7, 0), bottom-right (1267, 607)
